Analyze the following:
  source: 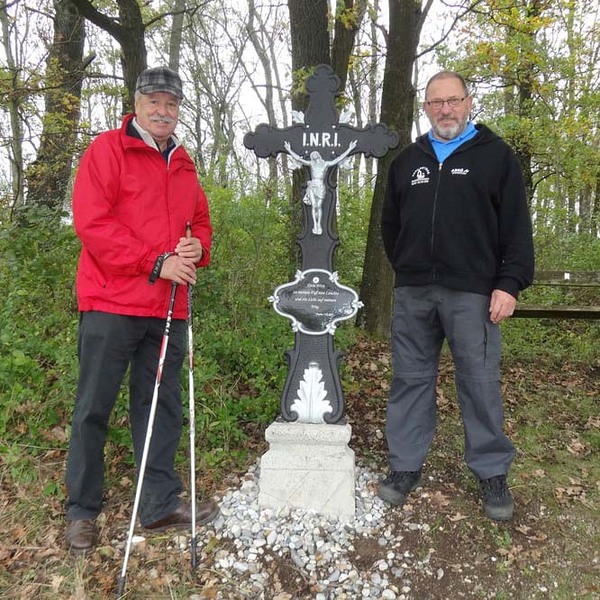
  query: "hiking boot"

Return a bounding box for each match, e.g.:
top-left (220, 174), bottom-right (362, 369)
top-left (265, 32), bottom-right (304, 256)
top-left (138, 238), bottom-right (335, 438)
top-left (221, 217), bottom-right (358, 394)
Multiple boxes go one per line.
top-left (144, 499), bottom-right (219, 531)
top-left (65, 519), bottom-right (98, 555)
top-left (479, 475), bottom-right (514, 521)
top-left (377, 469), bottom-right (422, 507)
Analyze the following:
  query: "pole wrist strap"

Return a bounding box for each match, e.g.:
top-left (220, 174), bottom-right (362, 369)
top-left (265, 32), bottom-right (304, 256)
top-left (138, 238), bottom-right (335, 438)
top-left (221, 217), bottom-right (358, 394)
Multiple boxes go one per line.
top-left (149, 252), bottom-right (175, 284)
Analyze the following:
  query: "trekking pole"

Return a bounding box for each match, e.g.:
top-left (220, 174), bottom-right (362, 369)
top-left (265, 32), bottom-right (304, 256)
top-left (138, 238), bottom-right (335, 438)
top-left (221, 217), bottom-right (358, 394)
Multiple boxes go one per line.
top-left (117, 280), bottom-right (178, 598)
top-left (185, 222), bottom-right (198, 571)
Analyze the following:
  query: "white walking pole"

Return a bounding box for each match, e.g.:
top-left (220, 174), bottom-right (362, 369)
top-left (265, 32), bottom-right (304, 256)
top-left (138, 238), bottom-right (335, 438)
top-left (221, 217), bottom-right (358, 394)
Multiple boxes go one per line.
top-left (117, 281), bottom-right (178, 598)
top-left (185, 222), bottom-right (198, 570)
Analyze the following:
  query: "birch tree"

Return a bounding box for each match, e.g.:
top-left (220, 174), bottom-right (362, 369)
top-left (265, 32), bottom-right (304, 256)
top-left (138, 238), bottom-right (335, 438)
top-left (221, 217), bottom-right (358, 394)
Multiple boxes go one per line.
top-left (0, 1), bottom-right (26, 215)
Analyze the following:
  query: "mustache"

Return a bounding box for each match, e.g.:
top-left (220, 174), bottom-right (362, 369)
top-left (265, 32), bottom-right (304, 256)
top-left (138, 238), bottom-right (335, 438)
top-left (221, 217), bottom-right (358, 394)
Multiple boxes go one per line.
top-left (150, 116), bottom-right (175, 124)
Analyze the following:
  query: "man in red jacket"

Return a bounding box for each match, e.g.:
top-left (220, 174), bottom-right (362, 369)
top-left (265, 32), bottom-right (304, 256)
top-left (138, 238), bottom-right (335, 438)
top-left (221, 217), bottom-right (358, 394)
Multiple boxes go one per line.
top-left (65, 66), bottom-right (218, 554)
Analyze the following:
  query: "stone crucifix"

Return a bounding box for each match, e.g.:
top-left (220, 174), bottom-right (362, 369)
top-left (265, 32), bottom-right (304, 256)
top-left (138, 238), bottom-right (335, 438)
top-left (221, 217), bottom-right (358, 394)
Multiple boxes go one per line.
top-left (244, 64), bottom-right (398, 425)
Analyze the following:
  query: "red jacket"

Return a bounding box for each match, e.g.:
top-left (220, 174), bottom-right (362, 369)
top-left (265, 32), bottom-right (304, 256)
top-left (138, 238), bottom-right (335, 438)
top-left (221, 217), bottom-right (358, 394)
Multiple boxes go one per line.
top-left (73, 114), bottom-right (212, 320)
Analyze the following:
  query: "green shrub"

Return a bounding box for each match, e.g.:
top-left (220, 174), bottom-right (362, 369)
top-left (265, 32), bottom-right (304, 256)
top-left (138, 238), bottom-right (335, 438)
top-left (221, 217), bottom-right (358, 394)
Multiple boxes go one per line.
top-left (1, 189), bottom-right (598, 479)
top-left (0, 209), bottom-right (79, 448)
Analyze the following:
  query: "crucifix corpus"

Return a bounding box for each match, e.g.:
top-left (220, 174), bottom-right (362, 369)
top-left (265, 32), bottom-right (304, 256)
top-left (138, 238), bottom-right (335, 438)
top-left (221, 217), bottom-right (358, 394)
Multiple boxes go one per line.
top-left (244, 64), bottom-right (398, 516)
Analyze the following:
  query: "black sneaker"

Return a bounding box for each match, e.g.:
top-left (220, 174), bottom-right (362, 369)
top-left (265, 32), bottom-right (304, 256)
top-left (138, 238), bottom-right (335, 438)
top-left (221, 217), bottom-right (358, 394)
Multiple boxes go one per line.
top-left (479, 475), bottom-right (514, 521)
top-left (377, 469), bottom-right (422, 507)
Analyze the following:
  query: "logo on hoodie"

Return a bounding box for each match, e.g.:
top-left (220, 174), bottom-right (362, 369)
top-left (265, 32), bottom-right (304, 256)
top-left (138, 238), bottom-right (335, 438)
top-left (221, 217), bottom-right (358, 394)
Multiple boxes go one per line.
top-left (451, 167), bottom-right (470, 176)
top-left (411, 166), bottom-right (430, 186)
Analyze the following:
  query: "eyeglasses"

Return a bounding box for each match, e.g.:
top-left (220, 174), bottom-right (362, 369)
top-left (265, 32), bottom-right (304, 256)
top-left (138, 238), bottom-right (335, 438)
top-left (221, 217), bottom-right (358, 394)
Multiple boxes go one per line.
top-left (425, 97), bottom-right (467, 109)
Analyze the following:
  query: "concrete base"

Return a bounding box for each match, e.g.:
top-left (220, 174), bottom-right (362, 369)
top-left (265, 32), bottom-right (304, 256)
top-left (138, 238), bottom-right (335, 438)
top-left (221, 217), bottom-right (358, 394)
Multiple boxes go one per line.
top-left (258, 421), bottom-right (355, 518)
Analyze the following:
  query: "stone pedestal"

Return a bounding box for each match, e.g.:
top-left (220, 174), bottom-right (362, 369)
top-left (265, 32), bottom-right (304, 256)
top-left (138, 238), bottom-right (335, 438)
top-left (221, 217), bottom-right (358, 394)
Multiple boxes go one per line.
top-left (258, 421), bottom-right (355, 517)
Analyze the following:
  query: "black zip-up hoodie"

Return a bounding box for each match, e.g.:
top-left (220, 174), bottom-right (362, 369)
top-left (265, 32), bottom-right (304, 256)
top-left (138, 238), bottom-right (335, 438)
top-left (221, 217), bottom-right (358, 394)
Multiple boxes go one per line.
top-left (381, 124), bottom-right (534, 298)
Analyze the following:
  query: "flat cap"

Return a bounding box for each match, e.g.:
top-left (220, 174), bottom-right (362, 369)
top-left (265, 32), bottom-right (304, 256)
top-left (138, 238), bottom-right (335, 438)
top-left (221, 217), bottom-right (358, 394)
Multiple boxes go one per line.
top-left (135, 66), bottom-right (183, 99)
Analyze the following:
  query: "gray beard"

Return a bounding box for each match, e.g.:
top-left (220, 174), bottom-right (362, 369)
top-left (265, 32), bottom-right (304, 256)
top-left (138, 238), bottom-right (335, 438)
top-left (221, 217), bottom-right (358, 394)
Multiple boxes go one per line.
top-left (431, 116), bottom-right (469, 141)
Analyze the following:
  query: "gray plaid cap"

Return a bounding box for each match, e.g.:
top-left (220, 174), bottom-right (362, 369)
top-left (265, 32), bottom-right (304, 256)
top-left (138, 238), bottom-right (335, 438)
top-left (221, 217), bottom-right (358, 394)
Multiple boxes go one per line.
top-left (135, 66), bottom-right (184, 99)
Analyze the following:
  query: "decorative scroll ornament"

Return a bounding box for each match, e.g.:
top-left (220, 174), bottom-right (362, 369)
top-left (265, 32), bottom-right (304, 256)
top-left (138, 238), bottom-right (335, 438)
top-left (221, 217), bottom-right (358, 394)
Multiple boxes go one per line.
top-left (290, 362), bottom-right (333, 424)
top-left (269, 269), bottom-right (363, 336)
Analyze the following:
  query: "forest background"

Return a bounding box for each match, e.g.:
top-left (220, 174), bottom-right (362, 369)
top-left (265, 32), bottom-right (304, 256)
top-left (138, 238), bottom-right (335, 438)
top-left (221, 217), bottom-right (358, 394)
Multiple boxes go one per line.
top-left (0, 0), bottom-right (599, 598)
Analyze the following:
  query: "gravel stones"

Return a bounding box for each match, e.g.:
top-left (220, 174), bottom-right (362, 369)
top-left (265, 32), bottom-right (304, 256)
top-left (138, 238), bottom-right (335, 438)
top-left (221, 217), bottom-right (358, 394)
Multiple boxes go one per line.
top-left (194, 462), bottom-right (414, 599)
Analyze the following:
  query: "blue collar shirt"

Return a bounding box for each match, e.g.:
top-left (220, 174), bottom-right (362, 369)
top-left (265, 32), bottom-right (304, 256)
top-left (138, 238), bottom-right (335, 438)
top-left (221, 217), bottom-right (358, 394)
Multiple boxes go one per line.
top-left (428, 121), bottom-right (478, 163)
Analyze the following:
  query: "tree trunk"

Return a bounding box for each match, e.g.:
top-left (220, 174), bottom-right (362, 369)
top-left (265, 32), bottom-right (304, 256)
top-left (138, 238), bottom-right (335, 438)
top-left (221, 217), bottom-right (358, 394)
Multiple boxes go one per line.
top-left (69, 0), bottom-right (147, 111)
top-left (332, 0), bottom-right (367, 202)
top-left (25, 0), bottom-right (88, 214)
top-left (287, 0), bottom-right (330, 264)
top-left (365, 0), bottom-right (380, 183)
top-left (357, 0), bottom-right (426, 337)
top-left (0, 4), bottom-right (25, 215)
top-left (506, 0), bottom-right (542, 210)
top-left (592, 172), bottom-right (600, 237)
top-left (247, 0), bottom-right (278, 204)
top-left (117, 0), bottom-right (147, 111)
top-left (169, 0), bottom-right (185, 72)
top-left (287, 0), bottom-right (365, 265)
top-left (331, 0), bottom-right (367, 91)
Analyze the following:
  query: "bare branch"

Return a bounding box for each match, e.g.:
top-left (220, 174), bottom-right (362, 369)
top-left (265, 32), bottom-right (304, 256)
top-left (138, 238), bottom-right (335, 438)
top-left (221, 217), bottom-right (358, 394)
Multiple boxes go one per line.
top-left (415, 0), bottom-right (487, 60)
top-left (68, 0), bottom-right (124, 42)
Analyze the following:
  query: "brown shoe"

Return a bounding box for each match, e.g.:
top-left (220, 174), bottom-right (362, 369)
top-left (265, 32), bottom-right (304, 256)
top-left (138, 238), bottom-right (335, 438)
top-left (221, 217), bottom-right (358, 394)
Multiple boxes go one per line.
top-left (144, 499), bottom-right (219, 531)
top-left (65, 519), bottom-right (98, 555)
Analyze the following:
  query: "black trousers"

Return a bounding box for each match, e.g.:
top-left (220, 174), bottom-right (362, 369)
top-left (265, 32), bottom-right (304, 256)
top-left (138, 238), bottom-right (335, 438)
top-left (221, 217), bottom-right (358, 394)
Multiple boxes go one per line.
top-left (65, 311), bottom-right (186, 525)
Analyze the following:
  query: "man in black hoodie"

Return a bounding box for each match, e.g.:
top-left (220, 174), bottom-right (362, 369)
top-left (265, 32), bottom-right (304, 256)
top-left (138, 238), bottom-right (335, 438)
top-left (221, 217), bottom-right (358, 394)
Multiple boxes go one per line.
top-left (378, 71), bottom-right (534, 521)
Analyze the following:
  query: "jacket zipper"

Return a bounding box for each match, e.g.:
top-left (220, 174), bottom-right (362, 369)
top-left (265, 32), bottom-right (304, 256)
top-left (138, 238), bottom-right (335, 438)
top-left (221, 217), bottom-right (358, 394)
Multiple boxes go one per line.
top-left (430, 162), bottom-right (443, 282)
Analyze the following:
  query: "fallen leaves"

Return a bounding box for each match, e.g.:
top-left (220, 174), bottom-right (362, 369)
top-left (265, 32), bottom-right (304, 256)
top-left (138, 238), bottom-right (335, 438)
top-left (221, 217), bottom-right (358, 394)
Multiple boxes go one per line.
top-left (426, 490), bottom-right (450, 510)
top-left (566, 438), bottom-right (589, 456)
top-left (585, 416), bottom-right (600, 429)
top-left (514, 524), bottom-right (548, 542)
top-left (42, 426), bottom-right (68, 444)
top-left (1, 337), bottom-right (598, 599)
top-left (554, 478), bottom-right (593, 507)
top-left (447, 512), bottom-right (468, 522)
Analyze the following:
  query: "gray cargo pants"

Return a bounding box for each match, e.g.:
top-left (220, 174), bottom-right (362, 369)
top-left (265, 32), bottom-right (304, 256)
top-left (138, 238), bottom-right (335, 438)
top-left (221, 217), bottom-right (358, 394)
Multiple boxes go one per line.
top-left (386, 285), bottom-right (515, 480)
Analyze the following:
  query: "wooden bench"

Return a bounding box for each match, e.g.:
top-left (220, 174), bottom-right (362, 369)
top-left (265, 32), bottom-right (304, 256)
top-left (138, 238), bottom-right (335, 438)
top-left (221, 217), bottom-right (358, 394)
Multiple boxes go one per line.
top-left (513, 270), bottom-right (600, 319)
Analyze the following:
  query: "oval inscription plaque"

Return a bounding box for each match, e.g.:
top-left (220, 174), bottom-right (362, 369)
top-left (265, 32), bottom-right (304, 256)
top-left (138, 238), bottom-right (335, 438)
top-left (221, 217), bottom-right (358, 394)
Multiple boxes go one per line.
top-left (269, 269), bottom-right (363, 335)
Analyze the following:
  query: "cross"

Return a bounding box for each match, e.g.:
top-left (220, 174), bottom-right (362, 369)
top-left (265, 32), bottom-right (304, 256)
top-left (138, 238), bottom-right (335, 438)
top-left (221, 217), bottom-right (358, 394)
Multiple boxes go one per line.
top-left (244, 64), bottom-right (398, 423)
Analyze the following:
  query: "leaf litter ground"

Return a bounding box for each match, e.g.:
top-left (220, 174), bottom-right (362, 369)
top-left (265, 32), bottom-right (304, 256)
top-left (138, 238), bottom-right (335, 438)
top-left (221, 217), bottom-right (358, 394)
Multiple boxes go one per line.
top-left (1, 338), bottom-right (599, 598)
